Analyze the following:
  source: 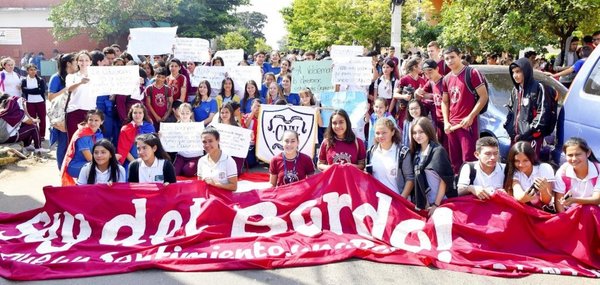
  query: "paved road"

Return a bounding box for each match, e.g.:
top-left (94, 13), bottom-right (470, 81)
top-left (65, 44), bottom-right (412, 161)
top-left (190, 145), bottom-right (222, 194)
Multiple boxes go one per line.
top-left (0, 157), bottom-right (597, 285)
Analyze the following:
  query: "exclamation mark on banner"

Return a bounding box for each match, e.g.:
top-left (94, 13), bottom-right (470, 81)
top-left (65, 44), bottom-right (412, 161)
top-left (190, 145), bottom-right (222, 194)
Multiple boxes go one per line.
top-left (431, 207), bottom-right (453, 263)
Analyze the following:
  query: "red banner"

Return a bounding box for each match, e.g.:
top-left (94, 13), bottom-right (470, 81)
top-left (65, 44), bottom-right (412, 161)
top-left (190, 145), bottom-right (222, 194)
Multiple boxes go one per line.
top-left (0, 165), bottom-right (599, 280)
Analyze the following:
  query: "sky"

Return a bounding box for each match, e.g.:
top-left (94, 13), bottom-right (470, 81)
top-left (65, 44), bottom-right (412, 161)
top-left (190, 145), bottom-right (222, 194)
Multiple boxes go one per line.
top-left (237, 0), bottom-right (293, 49)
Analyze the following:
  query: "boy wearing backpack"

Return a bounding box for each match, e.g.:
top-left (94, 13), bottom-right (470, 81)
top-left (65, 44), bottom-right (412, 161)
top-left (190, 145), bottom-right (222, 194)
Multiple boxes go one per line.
top-left (505, 57), bottom-right (557, 156)
top-left (144, 67), bottom-right (173, 131)
top-left (441, 46), bottom-right (489, 174)
top-left (456, 137), bottom-right (505, 200)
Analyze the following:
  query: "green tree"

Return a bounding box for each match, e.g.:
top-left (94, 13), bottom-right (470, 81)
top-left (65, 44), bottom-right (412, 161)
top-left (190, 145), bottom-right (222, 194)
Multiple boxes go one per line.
top-left (234, 11), bottom-right (268, 39)
top-left (220, 31), bottom-right (250, 50)
top-left (49, 0), bottom-right (249, 43)
top-left (282, 0), bottom-right (391, 51)
top-left (254, 38), bottom-right (272, 53)
top-left (402, 0), bottom-right (441, 50)
top-left (169, 0), bottom-right (248, 39)
top-left (49, 0), bottom-right (177, 42)
top-left (439, 0), bottom-right (600, 54)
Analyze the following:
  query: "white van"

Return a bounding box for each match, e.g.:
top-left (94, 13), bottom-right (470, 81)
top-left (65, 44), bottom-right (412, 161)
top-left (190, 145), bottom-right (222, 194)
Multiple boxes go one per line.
top-left (559, 45), bottom-right (600, 158)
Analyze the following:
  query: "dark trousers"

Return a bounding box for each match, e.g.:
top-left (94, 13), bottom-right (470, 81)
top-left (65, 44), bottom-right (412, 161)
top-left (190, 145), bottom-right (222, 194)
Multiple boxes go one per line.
top-left (5, 123), bottom-right (41, 149)
top-left (26, 101), bottom-right (46, 139)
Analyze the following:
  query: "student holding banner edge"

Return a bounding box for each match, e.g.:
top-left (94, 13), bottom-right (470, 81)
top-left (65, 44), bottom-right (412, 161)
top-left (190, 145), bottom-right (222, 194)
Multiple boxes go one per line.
top-left (197, 127), bottom-right (238, 191)
top-left (365, 117), bottom-right (414, 197)
top-left (318, 109), bottom-right (367, 171)
top-left (269, 129), bottom-right (315, 187)
top-left (127, 133), bottom-right (176, 184)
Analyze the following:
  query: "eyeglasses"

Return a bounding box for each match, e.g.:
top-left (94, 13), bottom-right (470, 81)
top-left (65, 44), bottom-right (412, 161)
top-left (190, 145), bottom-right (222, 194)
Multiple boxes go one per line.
top-left (593, 38), bottom-right (600, 42)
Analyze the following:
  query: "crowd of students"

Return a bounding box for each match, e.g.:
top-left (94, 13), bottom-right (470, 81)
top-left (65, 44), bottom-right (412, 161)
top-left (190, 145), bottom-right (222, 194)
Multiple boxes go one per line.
top-left (0, 39), bottom-right (598, 216)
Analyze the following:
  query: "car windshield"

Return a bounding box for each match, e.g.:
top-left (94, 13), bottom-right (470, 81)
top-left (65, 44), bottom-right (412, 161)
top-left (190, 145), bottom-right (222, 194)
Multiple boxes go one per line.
top-left (584, 58), bottom-right (600, 96)
top-left (484, 73), bottom-right (514, 107)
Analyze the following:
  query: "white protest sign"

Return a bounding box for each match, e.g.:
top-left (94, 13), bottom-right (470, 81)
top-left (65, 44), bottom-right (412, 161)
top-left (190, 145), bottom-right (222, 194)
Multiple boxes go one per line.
top-left (159, 122), bottom-right (204, 152)
top-left (213, 49), bottom-right (244, 67)
top-left (195, 66), bottom-right (262, 92)
top-left (128, 27), bottom-right (177, 55)
top-left (227, 66), bottom-right (263, 91)
top-left (256, 105), bottom-right (318, 162)
top-left (291, 60), bottom-right (334, 93)
top-left (174, 37), bottom-right (211, 63)
top-left (332, 57), bottom-right (372, 86)
top-left (87, 66), bottom-right (140, 96)
top-left (330, 45), bottom-right (364, 62)
top-left (211, 123), bottom-right (252, 158)
top-left (0, 28), bottom-right (22, 45)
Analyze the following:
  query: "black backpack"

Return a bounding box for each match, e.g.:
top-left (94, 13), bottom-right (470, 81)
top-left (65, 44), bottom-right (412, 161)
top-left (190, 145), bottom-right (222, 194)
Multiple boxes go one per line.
top-left (464, 66), bottom-right (489, 114)
top-left (534, 83), bottom-right (558, 137)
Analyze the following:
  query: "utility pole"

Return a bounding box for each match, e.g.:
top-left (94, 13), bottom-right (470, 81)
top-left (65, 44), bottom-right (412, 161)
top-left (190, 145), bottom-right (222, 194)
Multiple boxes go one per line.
top-left (390, 0), bottom-right (405, 52)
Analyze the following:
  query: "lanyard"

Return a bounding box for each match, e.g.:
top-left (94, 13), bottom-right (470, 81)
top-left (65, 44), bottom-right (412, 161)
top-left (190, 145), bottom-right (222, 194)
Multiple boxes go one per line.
top-left (283, 153), bottom-right (298, 184)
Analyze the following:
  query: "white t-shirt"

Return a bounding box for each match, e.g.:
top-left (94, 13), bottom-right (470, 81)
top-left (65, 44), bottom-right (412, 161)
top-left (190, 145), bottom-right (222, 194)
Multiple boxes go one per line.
top-left (372, 144), bottom-right (400, 194)
top-left (554, 161), bottom-right (600, 198)
top-left (138, 158), bottom-right (167, 183)
top-left (197, 152), bottom-right (237, 185)
top-left (77, 162), bottom-right (127, 185)
top-left (513, 163), bottom-right (554, 204)
top-left (376, 77), bottom-right (394, 99)
top-left (457, 162), bottom-right (505, 190)
top-left (66, 72), bottom-right (96, 112)
top-left (24, 76), bottom-right (44, 103)
top-left (1, 71), bottom-right (22, 97)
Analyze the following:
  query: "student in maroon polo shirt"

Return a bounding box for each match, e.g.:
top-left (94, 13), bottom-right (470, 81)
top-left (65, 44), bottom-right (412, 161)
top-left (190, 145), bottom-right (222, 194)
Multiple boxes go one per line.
top-left (416, 59), bottom-right (446, 149)
top-left (441, 46), bottom-right (489, 174)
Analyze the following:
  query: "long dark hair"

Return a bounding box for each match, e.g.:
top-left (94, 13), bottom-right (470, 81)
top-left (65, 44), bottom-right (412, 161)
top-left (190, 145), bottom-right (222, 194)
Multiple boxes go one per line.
top-left (504, 141), bottom-right (539, 195)
top-left (324, 109), bottom-right (355, 149)
top-left (563, 137), bottom-right (599, 163)
top-left (218, 77), bottom-right (235, 98)
top-left (135, 133), bottom-right (171, 161)
top-left (193, 80), bottom-right (212, 108)
top-left (409, 117), bottom-right (438, 156)
top-left (87, 139), bottom-right (121, 184)
top-left (241, 80), bottom-right (259, 112)
top-left (90, 50), bottom-right (105, 66)
top-left (57, 53), bottom-right (75, 87)
top-left (219, 102), bottom-right (239, 126)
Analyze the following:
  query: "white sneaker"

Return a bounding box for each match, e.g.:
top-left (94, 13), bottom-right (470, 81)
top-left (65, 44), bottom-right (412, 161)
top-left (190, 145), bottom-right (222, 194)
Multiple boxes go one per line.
top-left (24, 145), bottom-right (36, 152)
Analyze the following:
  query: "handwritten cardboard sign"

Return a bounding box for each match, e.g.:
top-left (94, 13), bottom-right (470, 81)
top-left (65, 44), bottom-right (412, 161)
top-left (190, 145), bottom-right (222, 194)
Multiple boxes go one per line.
top-left (159, 122), bottom-right (204, 152)
top-left (174, 37), bottom-right (211, 63)
top-left (87, 66), bottom-right (140, 96)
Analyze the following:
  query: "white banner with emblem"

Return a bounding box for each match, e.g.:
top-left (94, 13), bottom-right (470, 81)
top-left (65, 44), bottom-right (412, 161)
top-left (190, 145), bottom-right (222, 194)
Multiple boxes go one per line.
top-left (256, 105), bottom-right (318, 162)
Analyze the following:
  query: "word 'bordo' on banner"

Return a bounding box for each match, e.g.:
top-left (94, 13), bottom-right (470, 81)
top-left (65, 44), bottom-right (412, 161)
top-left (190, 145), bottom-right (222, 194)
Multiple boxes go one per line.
top-left (159, 122), bottom-right (204, 152)
top-left (331, 57), bottom-right (372, 86)
top-left (173, 37), bottom-right (211, 63)
top-left (256, 105), bottom-right (318, 162)
top-left (291, 60), bottom-right (334, 94)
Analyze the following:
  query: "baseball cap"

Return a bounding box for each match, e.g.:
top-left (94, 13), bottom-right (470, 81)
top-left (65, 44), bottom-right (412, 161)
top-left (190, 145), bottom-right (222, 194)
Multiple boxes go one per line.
top-left (422, 59), bottom-right (437, 70)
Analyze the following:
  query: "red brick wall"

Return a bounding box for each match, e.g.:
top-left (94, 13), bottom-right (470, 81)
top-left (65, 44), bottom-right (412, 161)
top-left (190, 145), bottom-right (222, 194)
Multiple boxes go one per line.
top-left (0, 28), bottom-right (103, 60)
top-left (0, 0), bottom-right (62, 8)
